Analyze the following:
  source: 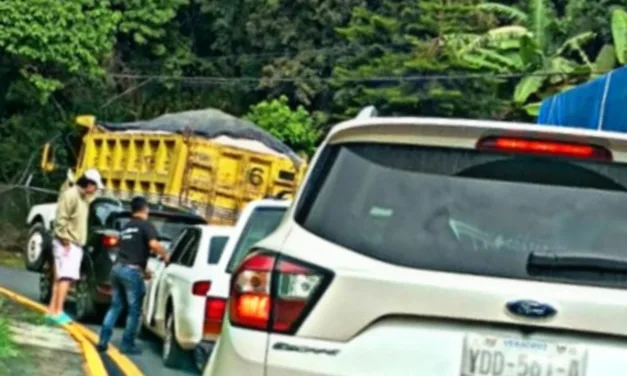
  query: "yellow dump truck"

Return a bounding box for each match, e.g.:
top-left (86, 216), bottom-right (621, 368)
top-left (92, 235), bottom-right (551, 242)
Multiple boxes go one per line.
top-left (39, 109), bottom-right (307, 225)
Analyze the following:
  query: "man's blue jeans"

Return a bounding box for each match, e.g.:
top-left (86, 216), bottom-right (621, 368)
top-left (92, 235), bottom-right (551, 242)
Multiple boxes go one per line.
top-left (98, 263), bottom-right (145, 350)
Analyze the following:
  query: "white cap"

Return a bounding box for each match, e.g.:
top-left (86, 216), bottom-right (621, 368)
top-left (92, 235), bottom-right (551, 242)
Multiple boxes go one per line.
top-left (83, 168), bottom-right (104, 189)
top-left (66, 169), bottom-right (75, 183)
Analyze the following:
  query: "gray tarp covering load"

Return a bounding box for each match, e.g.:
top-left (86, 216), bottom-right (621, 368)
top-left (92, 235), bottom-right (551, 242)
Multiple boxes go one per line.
top-left (100, 109), bottom-right (301, 166)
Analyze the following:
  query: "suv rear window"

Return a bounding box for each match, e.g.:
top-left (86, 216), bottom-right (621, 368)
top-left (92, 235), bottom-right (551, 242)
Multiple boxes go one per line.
top-left (295, 142), bottom-right (627, 288)
top-left (227, 207), bottom-right (287, 272)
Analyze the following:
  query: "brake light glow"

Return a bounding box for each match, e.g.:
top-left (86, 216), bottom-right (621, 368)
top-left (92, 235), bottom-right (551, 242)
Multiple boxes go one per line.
top-left (234, 295), bottom-right (270, 329)
top-left (192, 281), bottom-right (212, 296)
top-left (229, 251), bottom-right (333, 334)
top-left (203, 297), bottom-right (227, 335)
top-left (102, 235), bottom-right (119, 248)
top-left (476, 136), bottom-right (612, 161)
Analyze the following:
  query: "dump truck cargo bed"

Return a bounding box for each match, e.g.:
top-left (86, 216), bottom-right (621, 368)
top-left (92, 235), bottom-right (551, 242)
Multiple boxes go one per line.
top-left (64, 110), bottom-right (306, 225)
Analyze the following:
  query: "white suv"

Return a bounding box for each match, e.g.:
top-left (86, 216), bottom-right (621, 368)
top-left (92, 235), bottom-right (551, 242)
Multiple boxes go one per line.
top-left (205, 112), bottom-right (627, 376)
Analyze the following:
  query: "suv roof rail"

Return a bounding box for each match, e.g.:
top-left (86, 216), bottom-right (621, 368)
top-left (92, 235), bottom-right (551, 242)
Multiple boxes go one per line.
top-left (356, 105), bottom-right (378, 119)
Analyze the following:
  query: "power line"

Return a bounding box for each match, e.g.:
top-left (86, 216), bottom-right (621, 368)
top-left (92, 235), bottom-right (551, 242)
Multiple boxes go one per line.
top-left (108, 69), bottom-right (611, 85)
top-left (100, 77), bottom-right (154, 109)
top-left (124, 44), bottom-right (410, 67)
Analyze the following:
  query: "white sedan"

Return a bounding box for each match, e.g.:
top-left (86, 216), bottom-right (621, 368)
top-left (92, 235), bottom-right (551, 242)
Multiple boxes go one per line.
top-left (141, 225), bottom-right (233, 370)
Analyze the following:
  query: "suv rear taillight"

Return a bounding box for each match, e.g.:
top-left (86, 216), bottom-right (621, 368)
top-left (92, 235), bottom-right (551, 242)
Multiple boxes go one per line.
top-left (203, 297), bottom-right (227, 335)
top-left (229, 250), bottom-right (333, 334)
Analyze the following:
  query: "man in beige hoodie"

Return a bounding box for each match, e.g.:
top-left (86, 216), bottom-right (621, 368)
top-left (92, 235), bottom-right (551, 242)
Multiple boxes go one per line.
top-left (48, 168), bottom-right (103, 324)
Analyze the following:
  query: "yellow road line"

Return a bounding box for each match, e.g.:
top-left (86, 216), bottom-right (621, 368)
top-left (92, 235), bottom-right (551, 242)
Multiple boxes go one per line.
top-left (73, 324), bottom-right (144, 376)
top-left (0, 285), bottom-right (143, 376)
top-left (67, 326), bottom-right (109, 376)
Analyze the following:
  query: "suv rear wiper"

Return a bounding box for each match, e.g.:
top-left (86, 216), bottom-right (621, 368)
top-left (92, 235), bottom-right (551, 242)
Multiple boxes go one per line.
top-left (528, 251), bottom-right (627, 272)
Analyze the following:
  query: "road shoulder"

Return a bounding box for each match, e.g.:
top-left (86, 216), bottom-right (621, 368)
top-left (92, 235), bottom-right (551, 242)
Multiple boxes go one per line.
top-left (0, 296), bottom-right (86, 375)
top-left (0, 285), bottom-right (136, 376)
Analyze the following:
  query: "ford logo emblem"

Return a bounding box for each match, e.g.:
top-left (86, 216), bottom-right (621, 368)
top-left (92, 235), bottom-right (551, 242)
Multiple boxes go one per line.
top-left (506, 300), bottom-right (557, 319)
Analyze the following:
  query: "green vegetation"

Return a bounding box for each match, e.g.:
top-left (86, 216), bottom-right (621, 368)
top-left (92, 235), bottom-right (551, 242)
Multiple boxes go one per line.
top-left (0, 318), bottom-right (17, 360)
top-left (0, 0), bottom-right (625, 185)
top-left (0, 299), bottom-right (18, 361)
top-left (0, 252), bottom-right (22, 270)
top-left (0, 297), bottom-right (81, 375)
top-left (449, 3), bottom-right (627, 115)
top-left (0, 297), bottom-right (47, 326)
top-left (244, 96), bottom-right (321, 155)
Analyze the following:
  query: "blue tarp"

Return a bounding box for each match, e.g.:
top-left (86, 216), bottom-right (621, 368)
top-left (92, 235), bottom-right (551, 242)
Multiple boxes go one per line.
top-left (537, 66), bottom-right (627, 131)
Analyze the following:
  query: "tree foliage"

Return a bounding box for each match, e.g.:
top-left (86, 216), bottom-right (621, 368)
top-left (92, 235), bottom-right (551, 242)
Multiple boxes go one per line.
top-left (245, 96), bottom-right (320, 155)
top-left (0, 0), bottom-right (121, 101)
top-left (332, 0), bottom-right (510, 120)
top-left (612, 8), bottom-right (627, 64)
top-left (448, 1), bottom-right (625, 115)
top-left (0, 0), bottom-right (623, 184)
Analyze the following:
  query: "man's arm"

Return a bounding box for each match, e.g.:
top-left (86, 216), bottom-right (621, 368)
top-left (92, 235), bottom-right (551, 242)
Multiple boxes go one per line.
top-left (145, 223), bottom-right (169, 263)
top-left (149, 239), bottom-right (169, 262)
top-left (54, 190), bottom-right (76, 246)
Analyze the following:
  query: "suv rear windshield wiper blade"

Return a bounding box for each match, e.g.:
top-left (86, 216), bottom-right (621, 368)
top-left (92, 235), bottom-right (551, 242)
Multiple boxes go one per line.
top-left (528, 251), bottom-right (627, 272)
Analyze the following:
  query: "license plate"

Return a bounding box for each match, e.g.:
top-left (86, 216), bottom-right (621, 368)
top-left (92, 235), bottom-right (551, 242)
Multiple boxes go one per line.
top-left (461, 334), bottom-right (586, 376)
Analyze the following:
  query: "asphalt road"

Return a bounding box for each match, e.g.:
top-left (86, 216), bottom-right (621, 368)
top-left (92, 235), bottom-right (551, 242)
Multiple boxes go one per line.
top-left (0, 266), bottom-right (198, 376)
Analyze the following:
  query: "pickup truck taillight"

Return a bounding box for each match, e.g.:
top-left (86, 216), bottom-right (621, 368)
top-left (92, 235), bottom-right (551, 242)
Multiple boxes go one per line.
top-left (102, 235), bottom-right (119, 247)
top-left (229, 250), bottom-right (333, 334)
top-left (192, 281), bottom-right (211, 296)
top-left (193, 280), bottom-right (227, 335)
top-left (203, 298), bottom-right (227, 335)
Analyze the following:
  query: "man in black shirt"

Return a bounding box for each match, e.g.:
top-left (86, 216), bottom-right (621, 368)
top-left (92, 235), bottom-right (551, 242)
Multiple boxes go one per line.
top-left (97, 196), bottom-right (169, 354)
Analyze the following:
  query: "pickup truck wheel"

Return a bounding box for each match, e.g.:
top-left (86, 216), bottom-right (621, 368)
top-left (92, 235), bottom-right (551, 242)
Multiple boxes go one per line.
top-left (25, 223), bottom-right (48, 272)
top-left (163, 313), bottom-right (186, 368)
top-left (39, 258), bottom-right (53, 304)
top-left (74, 277), bottom-right (95, 322)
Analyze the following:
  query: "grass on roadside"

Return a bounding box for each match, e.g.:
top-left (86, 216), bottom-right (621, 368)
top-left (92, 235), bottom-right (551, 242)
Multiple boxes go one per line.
top-left (0, 250), bottom-right (22, 270)
top-left (0, 297), bottom-right (84, 376)
top-left (0, 297), bottom-right (49, 326)
top-left (0, 317), bottom-right (18, 361)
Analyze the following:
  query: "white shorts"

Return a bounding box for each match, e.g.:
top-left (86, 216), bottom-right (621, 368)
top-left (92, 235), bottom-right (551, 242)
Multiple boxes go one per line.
top-left (52, 239), bottom-right (84, 281)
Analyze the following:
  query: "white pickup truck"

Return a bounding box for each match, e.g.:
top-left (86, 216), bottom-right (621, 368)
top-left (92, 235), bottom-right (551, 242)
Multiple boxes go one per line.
top-left (24, 192), bottom-right (122, 273)
top-left (24, 202), bottom-right (58, 272)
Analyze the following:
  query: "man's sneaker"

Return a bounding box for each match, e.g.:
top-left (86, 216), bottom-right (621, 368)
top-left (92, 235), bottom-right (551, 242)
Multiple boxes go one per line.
top-left (58, 312), bottom-right (73, 323)
top-left (96, 343), bottom-right (108, 353)
top-left (49, 312), bottom-right (73, 325)
top-left (120, 345), bottom-right (142, 355)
